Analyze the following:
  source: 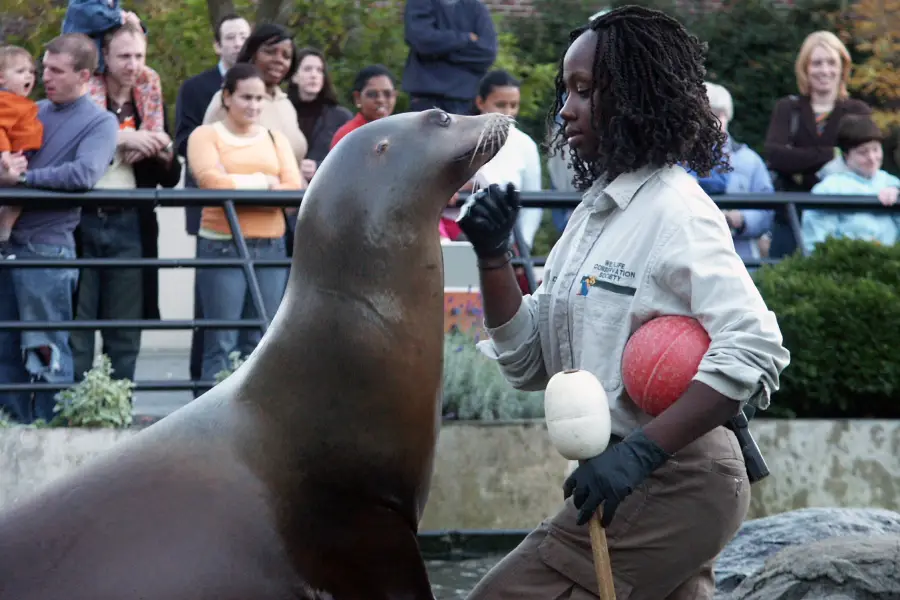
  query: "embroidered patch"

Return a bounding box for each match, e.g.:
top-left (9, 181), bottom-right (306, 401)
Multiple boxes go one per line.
top-left (577, 260), bottom-right (638, 297)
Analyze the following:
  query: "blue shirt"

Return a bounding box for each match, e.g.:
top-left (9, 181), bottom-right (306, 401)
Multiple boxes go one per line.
top-left (14, 94), bottom-right (118, 247)
top-left (686, 137), bottom-right (776, 262)
top-left (803, 166), bottom-right (900, 253)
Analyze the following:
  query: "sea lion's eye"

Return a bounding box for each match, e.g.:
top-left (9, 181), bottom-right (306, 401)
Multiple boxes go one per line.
top-left (430, 110), bottom-right (452, 128)
top-left (375, 140), bottom-right (389, 154)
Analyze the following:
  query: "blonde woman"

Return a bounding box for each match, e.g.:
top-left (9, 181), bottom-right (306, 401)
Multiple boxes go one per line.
top-left (763, 30), bottom-right (870, 257)
top-left (187, 63), bottom-right (303, 383)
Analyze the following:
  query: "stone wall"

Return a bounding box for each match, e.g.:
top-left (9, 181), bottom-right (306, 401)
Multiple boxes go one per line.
top-left (0, 419), bottom-right (897, 530)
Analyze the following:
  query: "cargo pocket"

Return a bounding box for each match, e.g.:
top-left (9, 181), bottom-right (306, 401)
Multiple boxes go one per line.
top-left (576, 291), bottom-right (632, 391)
top-left (537, 533), bottom-right (635, 599)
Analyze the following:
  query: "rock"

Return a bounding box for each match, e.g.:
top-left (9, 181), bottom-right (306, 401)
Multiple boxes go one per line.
top-left (714, 507), bottom-right (900, 595)
top-left (724, 534), bottom-right (900, 599)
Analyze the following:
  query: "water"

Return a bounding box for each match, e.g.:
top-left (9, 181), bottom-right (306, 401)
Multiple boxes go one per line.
top-left (427, 556), bottom-right (504, 599)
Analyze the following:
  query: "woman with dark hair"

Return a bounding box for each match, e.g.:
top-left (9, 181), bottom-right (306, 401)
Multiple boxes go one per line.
top-left (187, 62), bottom-right (304, 385)
top-left (203, 23), bottom-right (308, 169)
top-left (329, 64), bottom-right (397, 150)
top-left (458, 7), bottom-right (789, 599)
top-left (288, 47), bottom-right (352, 182)
top-left (471, 70), bottom-right (543, 250)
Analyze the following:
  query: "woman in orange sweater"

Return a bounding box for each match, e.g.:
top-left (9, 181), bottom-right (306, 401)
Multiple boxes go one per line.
top-left (187, 62), bottom-right (303, 383)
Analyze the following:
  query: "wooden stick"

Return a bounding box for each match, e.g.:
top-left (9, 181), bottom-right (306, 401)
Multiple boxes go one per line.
top-left (589, 508), bottom-right (616, 600)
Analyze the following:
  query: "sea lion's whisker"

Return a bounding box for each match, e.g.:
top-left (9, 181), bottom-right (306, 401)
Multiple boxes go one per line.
top-left (470, 126), bottom-right (487, 167)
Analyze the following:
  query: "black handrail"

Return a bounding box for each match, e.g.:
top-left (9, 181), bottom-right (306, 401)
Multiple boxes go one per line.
top-left (0, 188), bottom-right (892, 397)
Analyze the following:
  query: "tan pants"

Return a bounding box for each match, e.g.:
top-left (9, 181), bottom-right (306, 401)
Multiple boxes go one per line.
top-left (466, 426), bottom-right (750, 600)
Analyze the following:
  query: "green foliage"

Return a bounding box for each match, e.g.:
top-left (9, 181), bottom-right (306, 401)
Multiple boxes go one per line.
top-left (1, 354), bottom-right (135, 428)
top-left (754, 237), bottom-right (900, 419)
top-left (139, 0), bottom-right (259, 112)
top-left (682, 0), bottom-right (845, 154)
top-left (442, 331), bottom-right (544, 420)
top-left (283, 0), bottom-right (411, 113)
top-left (52, 354), bottom-right (135, 428)
top-left (505, 0), bottom-right (846, 157)
top-left (214, 350), bottom-right (248, 384)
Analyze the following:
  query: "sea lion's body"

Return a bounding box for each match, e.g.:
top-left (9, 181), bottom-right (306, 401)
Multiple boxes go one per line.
top-left (0, 110), bottom-right (511, 600)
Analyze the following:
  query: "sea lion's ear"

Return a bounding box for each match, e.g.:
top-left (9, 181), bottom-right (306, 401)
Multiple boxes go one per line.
top-left (375, 140), bottom-right (390, 155)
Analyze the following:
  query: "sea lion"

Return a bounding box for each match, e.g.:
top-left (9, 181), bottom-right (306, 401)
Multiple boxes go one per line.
top-left (0, 109), bottom-right (512, 600)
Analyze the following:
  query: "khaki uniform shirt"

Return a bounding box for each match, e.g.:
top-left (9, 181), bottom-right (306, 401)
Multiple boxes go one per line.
top-left (477, 164), bottom-right (791, 438)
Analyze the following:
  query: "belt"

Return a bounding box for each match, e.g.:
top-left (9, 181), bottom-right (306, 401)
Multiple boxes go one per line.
top-left (89, 206), bottom-right (134, 216)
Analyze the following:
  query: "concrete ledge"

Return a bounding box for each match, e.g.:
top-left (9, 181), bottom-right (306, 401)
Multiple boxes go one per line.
top-left (1, 419), bottom-right (897, 529)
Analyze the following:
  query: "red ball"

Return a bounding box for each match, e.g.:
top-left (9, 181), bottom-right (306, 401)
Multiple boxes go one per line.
top-left (621, 315), bottom-right (711, 417)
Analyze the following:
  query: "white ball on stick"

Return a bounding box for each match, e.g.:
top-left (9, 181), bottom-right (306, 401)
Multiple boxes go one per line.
top-left (543, 368), bottom-right (617, 600)
top-left (544, 368), bottom-right (612, 460)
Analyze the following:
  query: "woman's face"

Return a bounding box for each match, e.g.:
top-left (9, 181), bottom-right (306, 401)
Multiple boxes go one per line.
top-left (354, 75), bottom-right (396, 121)
top-left (806, 44), bottom-right (841, 96)
top-left (253, 39), bottom-right (294, 87)
top-left (476, 85), bottom-right (521, 118)
top-left (559, 29), bottom-right (601, 162)
top-left (225, 76), bottom-right (265, 127)
top-left (293, 54), bottom-right (324, 100)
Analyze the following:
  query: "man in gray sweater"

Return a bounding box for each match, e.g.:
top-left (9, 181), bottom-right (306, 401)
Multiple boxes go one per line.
top-left (0, 33), bottom-right (118, 424)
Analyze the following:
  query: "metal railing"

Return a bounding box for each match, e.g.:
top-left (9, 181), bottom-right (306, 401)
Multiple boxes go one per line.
top-left (0, 188), bottom-right (893, 397)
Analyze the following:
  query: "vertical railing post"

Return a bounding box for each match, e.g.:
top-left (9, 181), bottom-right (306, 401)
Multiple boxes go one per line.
top-left (222, 199), bottom-right (270, 336)
top-left (511, 221), bottom-right (539, 294)
top-left (785, 202), bottom-right (806, 257)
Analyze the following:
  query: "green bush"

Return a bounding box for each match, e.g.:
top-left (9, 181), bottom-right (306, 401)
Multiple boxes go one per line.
top-left (52, 354), bottom-right (136, 428)
top-left (442, 331), bottom-right (544, 421)
top-left (754, 237), bottom-right (900, 419)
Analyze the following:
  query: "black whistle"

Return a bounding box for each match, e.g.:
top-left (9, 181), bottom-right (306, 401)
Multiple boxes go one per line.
top-left (725, 405), bottom-right (770, 484)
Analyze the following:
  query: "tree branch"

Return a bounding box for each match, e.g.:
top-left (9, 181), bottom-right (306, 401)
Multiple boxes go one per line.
top-left (206, 0), bottom-right (236, 31)
top-left (255, 0), bottom-right (293, 26)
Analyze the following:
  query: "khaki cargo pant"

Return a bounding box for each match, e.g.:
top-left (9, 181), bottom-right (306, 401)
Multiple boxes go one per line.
top-left (466, 426), bottom-right (750, 600)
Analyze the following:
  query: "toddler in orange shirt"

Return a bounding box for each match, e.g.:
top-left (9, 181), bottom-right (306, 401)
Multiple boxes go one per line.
top-left (0, 45), bottom-right (43, 243)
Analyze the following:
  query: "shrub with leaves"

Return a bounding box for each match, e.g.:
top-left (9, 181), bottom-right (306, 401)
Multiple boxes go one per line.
top-left (754, 237), bottom-right (900, 419)
top-left (214, 351), bottom-right (248, 384)
top-left (51, 354), bottom-right (135, 428)
top-left (442, 331), bottom-right (544, 420)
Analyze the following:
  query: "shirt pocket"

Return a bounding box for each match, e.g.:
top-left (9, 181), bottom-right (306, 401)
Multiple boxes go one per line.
top-left (574, 290), bottom-right (633, 392)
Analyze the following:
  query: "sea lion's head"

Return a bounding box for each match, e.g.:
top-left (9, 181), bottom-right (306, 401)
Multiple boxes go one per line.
top-left (303, 109), bottom-right (512, 232)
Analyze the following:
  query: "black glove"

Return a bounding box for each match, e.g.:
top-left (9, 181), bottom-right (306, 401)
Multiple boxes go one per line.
top-left (455, 182), bottom-right (520, 259)
top-left (563, 428), bottom-right (672, 527)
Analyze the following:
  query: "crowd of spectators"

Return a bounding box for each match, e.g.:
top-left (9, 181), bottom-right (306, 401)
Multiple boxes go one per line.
top-left (0, 0), bottom-right (897, 423)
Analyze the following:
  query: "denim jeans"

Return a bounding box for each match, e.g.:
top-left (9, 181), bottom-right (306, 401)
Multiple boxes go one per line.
top-left (195, 236), bottom-right (288, 382)
top-left (0, 242), bottom-right (78, 424)
top-left (70, 209), bottom-right (144, 382)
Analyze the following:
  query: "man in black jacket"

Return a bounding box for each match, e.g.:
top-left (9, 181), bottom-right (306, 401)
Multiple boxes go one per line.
top-left (402, 0), bottom-right (498, 115)
top-left (174, 12), bottom-right (251, 202)
top-left (173, 12), bottom-right (250, 391)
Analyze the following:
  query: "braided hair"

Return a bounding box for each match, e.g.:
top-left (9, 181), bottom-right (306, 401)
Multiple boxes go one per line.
top-left (546, 5), bottom-right (728, 190)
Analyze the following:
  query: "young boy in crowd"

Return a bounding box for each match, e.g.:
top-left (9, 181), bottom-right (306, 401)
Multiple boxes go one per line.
top-left (803, 113), bottom-right (900, 253)
top-left (0, 45), bottom-right (43, 244)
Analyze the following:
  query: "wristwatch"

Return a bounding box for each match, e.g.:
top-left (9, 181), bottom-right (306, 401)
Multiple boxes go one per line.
top-left (17, 172), bottom-right (27, 186)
